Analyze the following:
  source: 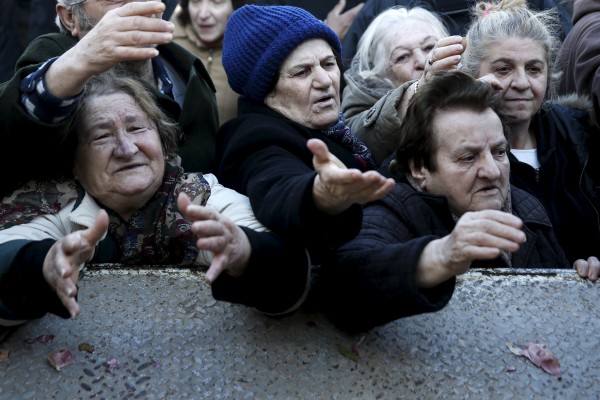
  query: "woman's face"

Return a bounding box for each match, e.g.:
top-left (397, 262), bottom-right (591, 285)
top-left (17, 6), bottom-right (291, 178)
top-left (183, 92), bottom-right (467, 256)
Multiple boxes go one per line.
top-left (188, 0), bottom-right (233, 46)
top-left (73, 93), bottom-right (165, 220)
top-left (415, 108), bottom-right (510, 216)
top-left (265, 39), bottom-right (341, 129)
top-left (476, 37), bottom-right (548, 126)
top-left (385, 19), bottom-right (439, 86)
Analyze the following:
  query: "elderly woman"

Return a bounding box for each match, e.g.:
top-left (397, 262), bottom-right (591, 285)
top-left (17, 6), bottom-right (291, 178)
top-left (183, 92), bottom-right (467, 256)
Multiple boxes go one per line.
top-left (0, 72), bottom-right (310, 333)
top-left (319, 71), bottom-right (570, 333)
top-left (342, 6), bottom-right (449, 164)
top-left (458, 0), bottom-right (600, 279)
top-left (216, 5), bottom-right (395, 264)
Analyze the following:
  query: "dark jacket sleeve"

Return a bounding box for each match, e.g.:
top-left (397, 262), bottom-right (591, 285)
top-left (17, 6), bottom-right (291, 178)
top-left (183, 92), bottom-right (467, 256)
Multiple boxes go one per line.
top-left (0, 34), bottom-right (78, 195)
top-left (319, 199), bottom-right (455, 333)
top-left (216, 113), bottom-right (363, 261)
top-left (210, 227), bottom-right (310, 316)
top-left (0, 239), bottom-right (71, 321)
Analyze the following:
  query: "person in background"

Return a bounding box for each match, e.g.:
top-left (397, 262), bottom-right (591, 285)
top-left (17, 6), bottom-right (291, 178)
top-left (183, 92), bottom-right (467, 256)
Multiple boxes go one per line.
top-left (0, 0), bottom-right (218, 200)
top-left (556, 0), bottom-right (600, 124)
top-left (216, 5), bottom-right (395, 266)
top-left (171, 0), bottom-right (249, 125)
top-left (342, 5), bottom-right (449, 164)
top-left (0, 71), bottom-right (310, 340)
top-left (319, 70), bottom-right (571, 333)
top-left (341, 0), bottom-right (573, 71)
top-left (459, 0), bottom-right (600, 275)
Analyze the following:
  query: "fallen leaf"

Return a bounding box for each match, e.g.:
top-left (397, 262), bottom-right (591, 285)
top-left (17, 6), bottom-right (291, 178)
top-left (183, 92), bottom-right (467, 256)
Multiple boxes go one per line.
top-left (106, 357), bottom-right (119, 372)
top-left (48, 349), bottom-right (74, 371)
top-left (78, 343), bottom-right (94, 353)
top-left (0, 348), bottom-right (10, 363)
top-left (24, 335), bottom-right (55, 344)
top-left (507, 342), bottom-right (562, 378)
top-left (336, 343), bottom-right (359, 362)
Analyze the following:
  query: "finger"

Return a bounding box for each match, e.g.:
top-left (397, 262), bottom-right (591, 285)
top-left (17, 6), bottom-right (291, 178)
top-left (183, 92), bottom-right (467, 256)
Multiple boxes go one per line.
top-left (307, 138), bottom-right (330, 164)
top-left (56, 288), bottom-right (80, 318)
top-left (331, 0), bottom-right (346, 15)
top-left (205, 255), bottom-right (228, 284)
top-left (475, 209), bottom-right (524, 229)
top-left (477, 73), bottom-right (504, 91)
top-left (83, 210), bottom-right (109, 245)
top-left (586, 257), bottom-right (599, 282)
top-left (114, 1), bottom-right (166, 18)
top-left (177, 191), bottom-right (192, 215)
top-left (186, 204), bottom-right (219, 223)
top-left (573, 259), bottom-right (589, 279)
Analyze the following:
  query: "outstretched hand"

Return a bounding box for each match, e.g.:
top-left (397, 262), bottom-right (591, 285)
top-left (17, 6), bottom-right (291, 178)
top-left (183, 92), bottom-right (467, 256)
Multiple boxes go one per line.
top-left (417, 210), bottom-right (526, 288)
top-left (43, 210), bottom-right (109, 318)
top-left (177, 193), bottom-right (251, 284)
top-left (308, 138), bottom-right (394, 215)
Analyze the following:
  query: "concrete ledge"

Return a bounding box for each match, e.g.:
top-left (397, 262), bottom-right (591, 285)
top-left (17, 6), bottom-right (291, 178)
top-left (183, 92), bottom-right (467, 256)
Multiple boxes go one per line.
top-left (1, 267), bottom-right (598, 398)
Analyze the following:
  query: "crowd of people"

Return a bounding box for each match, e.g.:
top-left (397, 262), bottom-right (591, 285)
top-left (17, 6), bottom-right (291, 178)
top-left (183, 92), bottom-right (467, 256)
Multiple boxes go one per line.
top-left (0, 0), bottom-right (598, 342)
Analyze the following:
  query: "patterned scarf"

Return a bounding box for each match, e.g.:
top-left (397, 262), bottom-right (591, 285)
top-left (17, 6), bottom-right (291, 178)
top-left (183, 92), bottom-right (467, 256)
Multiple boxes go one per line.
top-left (321, 113), bottom-right (376, 170)
top-left (0, 178), bottom-right (79, 230)
top-left (105, 163), bottom-right (211, 265)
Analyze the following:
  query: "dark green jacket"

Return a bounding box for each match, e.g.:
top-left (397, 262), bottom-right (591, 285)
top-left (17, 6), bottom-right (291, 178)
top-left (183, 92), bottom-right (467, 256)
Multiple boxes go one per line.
top-left (0, 33), bottom-right (218, 196)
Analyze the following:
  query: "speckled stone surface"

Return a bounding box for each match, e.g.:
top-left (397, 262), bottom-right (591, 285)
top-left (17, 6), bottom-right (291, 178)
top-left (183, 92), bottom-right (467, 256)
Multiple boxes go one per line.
top-left (1, 268), bottom-right (599, 399)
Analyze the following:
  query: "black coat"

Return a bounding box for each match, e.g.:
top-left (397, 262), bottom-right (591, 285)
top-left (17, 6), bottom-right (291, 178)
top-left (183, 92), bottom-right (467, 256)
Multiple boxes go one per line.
top-left (509, 103), bottom-right (600, 263)
top-left (216, 98), bottom-right (365, 262)
top-left (319, 180), bottom-right (569, 333)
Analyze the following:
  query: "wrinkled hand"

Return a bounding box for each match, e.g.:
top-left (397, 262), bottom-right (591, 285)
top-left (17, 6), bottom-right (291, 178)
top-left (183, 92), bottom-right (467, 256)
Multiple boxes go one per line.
top-left (49, 1), bottom-right (173, 96)
top-left (398, 36), bottom-right (466, 116)
top-left (43, 210), bottom-right (109, 318)
top-left (573, 256), bottom-right (600, 282)
top-left (325, 0), bottom-right (364, 41)
top-left (177, 193), bottom-right (251, 284)
top-left (417, 210), bottom-right (526, 287)
top-left (309, 138), bottom-right (395, 215)
top-left (422, 35), bottom-right (465, 81)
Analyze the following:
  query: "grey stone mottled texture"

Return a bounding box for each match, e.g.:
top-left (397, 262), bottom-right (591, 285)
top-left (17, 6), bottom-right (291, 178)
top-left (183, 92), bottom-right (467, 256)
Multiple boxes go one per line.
top-left (1, 267), bottom-right (598, 399)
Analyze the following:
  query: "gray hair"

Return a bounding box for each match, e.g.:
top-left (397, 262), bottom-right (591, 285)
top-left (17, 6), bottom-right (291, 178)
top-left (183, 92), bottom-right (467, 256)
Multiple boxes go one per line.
top-left (460, 0), bottom-right (562, 99)
top-left (353, 6), bottom-right (448, 83)
top-left (55, 0), bottom-right (95, 36)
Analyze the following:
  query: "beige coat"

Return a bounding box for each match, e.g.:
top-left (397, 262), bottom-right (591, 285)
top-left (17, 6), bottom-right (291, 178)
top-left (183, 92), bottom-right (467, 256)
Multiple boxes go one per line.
top-left (172, 8), bottom-right (239, 126)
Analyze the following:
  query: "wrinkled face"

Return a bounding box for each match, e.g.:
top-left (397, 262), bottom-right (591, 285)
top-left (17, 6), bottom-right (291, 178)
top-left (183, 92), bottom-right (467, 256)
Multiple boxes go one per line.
top-left (188, 0), bottom-right (233, 45)
top-left (73, 93), bottom-right (165, 220)
top-left (265, 39), bottom-right (341, 129)
top-left (385, 20), bottom-right (439, 86)
top-left (416, 108), bottom-right (510, 216)
top-left (477, 37), bottom-right (548, 126)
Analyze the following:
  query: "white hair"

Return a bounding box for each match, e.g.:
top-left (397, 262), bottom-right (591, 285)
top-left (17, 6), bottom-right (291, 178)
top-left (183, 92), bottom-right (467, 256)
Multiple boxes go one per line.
top-left (353, 6), bottom-right (449, 81)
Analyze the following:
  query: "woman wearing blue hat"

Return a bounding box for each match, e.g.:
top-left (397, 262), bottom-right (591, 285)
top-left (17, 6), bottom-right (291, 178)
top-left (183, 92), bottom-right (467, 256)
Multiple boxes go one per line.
top-left (215, 5), bottom-right (394, 269)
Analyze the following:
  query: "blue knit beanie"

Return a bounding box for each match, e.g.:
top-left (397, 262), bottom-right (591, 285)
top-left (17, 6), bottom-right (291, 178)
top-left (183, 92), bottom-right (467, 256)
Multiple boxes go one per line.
top-left (223, 5), bottom-right (342, 103)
